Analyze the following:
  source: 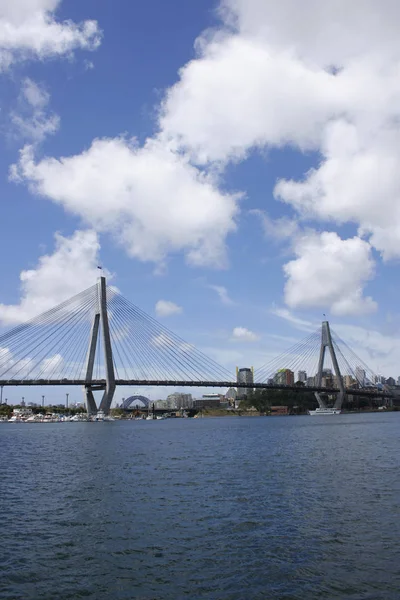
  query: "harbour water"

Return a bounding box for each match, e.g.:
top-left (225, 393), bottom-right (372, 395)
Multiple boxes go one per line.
top-left (1, 413), bottom-right (400, 599)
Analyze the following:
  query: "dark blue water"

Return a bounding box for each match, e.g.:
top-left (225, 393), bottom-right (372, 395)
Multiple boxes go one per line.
top-left (1, 413), bottom-right (400, 600)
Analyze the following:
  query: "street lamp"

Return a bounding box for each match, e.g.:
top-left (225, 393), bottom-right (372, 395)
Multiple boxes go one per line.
top-left (42, 395), bottom-right (45, 408)
top-left (66, 393), bottom-right (69, 410)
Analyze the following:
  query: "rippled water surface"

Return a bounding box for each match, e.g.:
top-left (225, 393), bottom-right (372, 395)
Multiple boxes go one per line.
top-left (1, 413), bottom-right (400, 599)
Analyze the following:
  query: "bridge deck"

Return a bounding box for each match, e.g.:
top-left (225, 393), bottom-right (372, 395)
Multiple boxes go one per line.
top-left (0, 379), bottom-right (388, 397)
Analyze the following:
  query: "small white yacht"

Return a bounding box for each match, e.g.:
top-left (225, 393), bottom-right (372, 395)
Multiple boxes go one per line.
top-left (309, 407), bottom-right (341, 416)
top-left (94, 410), bottom-right (105, 421)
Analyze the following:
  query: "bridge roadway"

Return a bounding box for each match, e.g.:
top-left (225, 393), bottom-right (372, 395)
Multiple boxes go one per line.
top-left (0, 379), bottom-right (389, 397)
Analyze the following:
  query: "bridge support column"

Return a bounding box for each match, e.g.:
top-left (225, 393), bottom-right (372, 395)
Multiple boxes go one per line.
top-left (84, 312), bottom-right (101, 415)
top-left (98, 276), bottom-right (116, 415)
top-left (315, 321), bottom-right (345, 410)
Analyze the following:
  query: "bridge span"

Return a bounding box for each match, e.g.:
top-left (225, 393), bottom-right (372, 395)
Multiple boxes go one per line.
top-left (0, 379), bottom-right (388, 398)
top-left (0, 276), bottom-right (390, 414)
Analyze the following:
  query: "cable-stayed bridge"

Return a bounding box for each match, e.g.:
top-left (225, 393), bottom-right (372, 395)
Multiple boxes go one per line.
top-left (0, 277), bottom-right (389, 414)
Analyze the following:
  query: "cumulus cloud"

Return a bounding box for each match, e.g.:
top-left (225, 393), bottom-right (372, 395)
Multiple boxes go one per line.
top-left (283, 232), bottom-right (377, 316)
top-left (11, 137), bottom-right (239, 267)
top-left (0, 0), bottom-right (101, 70)
top-left (275, 120), bottom-right (400, 261)
top-left (11, 78), bottom-right (59, 142)
top-left (0, 229), bottom-right (103, 324)
top-left (231, 326), bottom-right (259, 342)
top-left (155, 300), bottom-right (182, 318)
top-left (11, 0), bottom-right (400, 304)
top-left (160, 34), bottom-right (335, 164)
top-left (158, 0), bottom-right (400, 293)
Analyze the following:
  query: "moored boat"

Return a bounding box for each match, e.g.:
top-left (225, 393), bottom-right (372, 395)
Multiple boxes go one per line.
top-left (309, 407), bottom-right (341, 415)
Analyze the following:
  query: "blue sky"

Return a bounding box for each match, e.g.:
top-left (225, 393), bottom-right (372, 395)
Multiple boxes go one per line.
top-left (1, 0), bottom-right (400, 404)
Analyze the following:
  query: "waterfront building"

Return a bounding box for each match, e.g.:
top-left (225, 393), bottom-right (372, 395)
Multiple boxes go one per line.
top-left (297, 370), bottom-right (307, 383)
top-left (193, 394), bottom-right (222, 409)
top-left (154, 399), bottom-right (169, 409)
top-left (386, 377), bottom-right (396, 387)
top-left (343, 375), bottom-right (356, 388)
top-left (321, 373), bottom-right (334, 388)
top-left (225, 387), bottom-right (237, 405)
top-left (166, 392), bottom-right (193, 409)
top-left (236, 367), bottom-right (254, 398)
top-left (274, 369), bottom-right (294, 386)
top-left (270, 406), bottom-right (289, 415)
top-left (355, 366), bottom-right (366, 387)
top-left (306, 376), bottom-right (316, 387)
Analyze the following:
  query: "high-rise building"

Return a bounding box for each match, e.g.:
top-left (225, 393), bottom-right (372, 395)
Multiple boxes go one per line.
top-left (193, 394), bottom-right (224, 409)
top-left (321, 374), bottom-right (334, 388)
top-left (343, 375), bottom-right (356, 388)
top-left (297, 370), bottom-right (307, 383)
top-left (355, 367), bottom-right (366, 387)
top-left (225, 387), bottom-right (237, 405)
top-left (274, 369), bottom-right (294, 386)
top-left (166, 392), bottom-right (193, 409)
top-left (236, 367), bottom-right (254, 397)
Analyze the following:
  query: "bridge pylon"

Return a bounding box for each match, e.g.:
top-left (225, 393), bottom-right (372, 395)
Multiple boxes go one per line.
top-left (83, 276), bottom-right (115, 415)
top-left (315, 321), bottom-right (345, 410)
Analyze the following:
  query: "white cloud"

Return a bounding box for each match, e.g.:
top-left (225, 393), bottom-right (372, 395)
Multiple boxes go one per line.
top-left (21, 77), bottom-right (49, 108)
top-left (270, 306), bottom-right (315, 332)
top-left (283, 231), bottom-right (377, 316)
top-left (11, 138), bottom-right (239, 268)
top-left (251, 209), bottom-right (300, 242)
top-left (83, 59), bottom-right (94, 70)
top-left (155, 300), bottom-right (182, 318)
top-left (208, 284), bottom-right (234, 305)
top-left (231, 326), bottom-right (259, 342)
top-left (0, 229), bottom-right (103, 324)
top-left (158, 0), bottom-right (400, 278)
top-left (11, 0), bottom-right (400, 305)
top-left (275, 120), bottom-right (400, 261)
top-left (160, 34), bottom-right (335, 164)
top-left (0, 0), bottom-right (101, 70)
top-left (11, 78), bottom-right (59, 142)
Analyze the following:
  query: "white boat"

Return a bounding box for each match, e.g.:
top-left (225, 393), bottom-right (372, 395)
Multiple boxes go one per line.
top-left (26, 415), bottom-right (39, 422)
top-left (309, 407), bottom-right (341, 416)
top-left (70, 414), bottom-right (84, 422)
top-left (8, 415), bottom-right (21, 422)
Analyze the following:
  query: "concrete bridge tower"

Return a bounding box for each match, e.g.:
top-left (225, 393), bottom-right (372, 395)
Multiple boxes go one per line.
top-left (315, 321), bottom-right (346, 410)
top-left (83, 277), bottom-right (115, 416)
